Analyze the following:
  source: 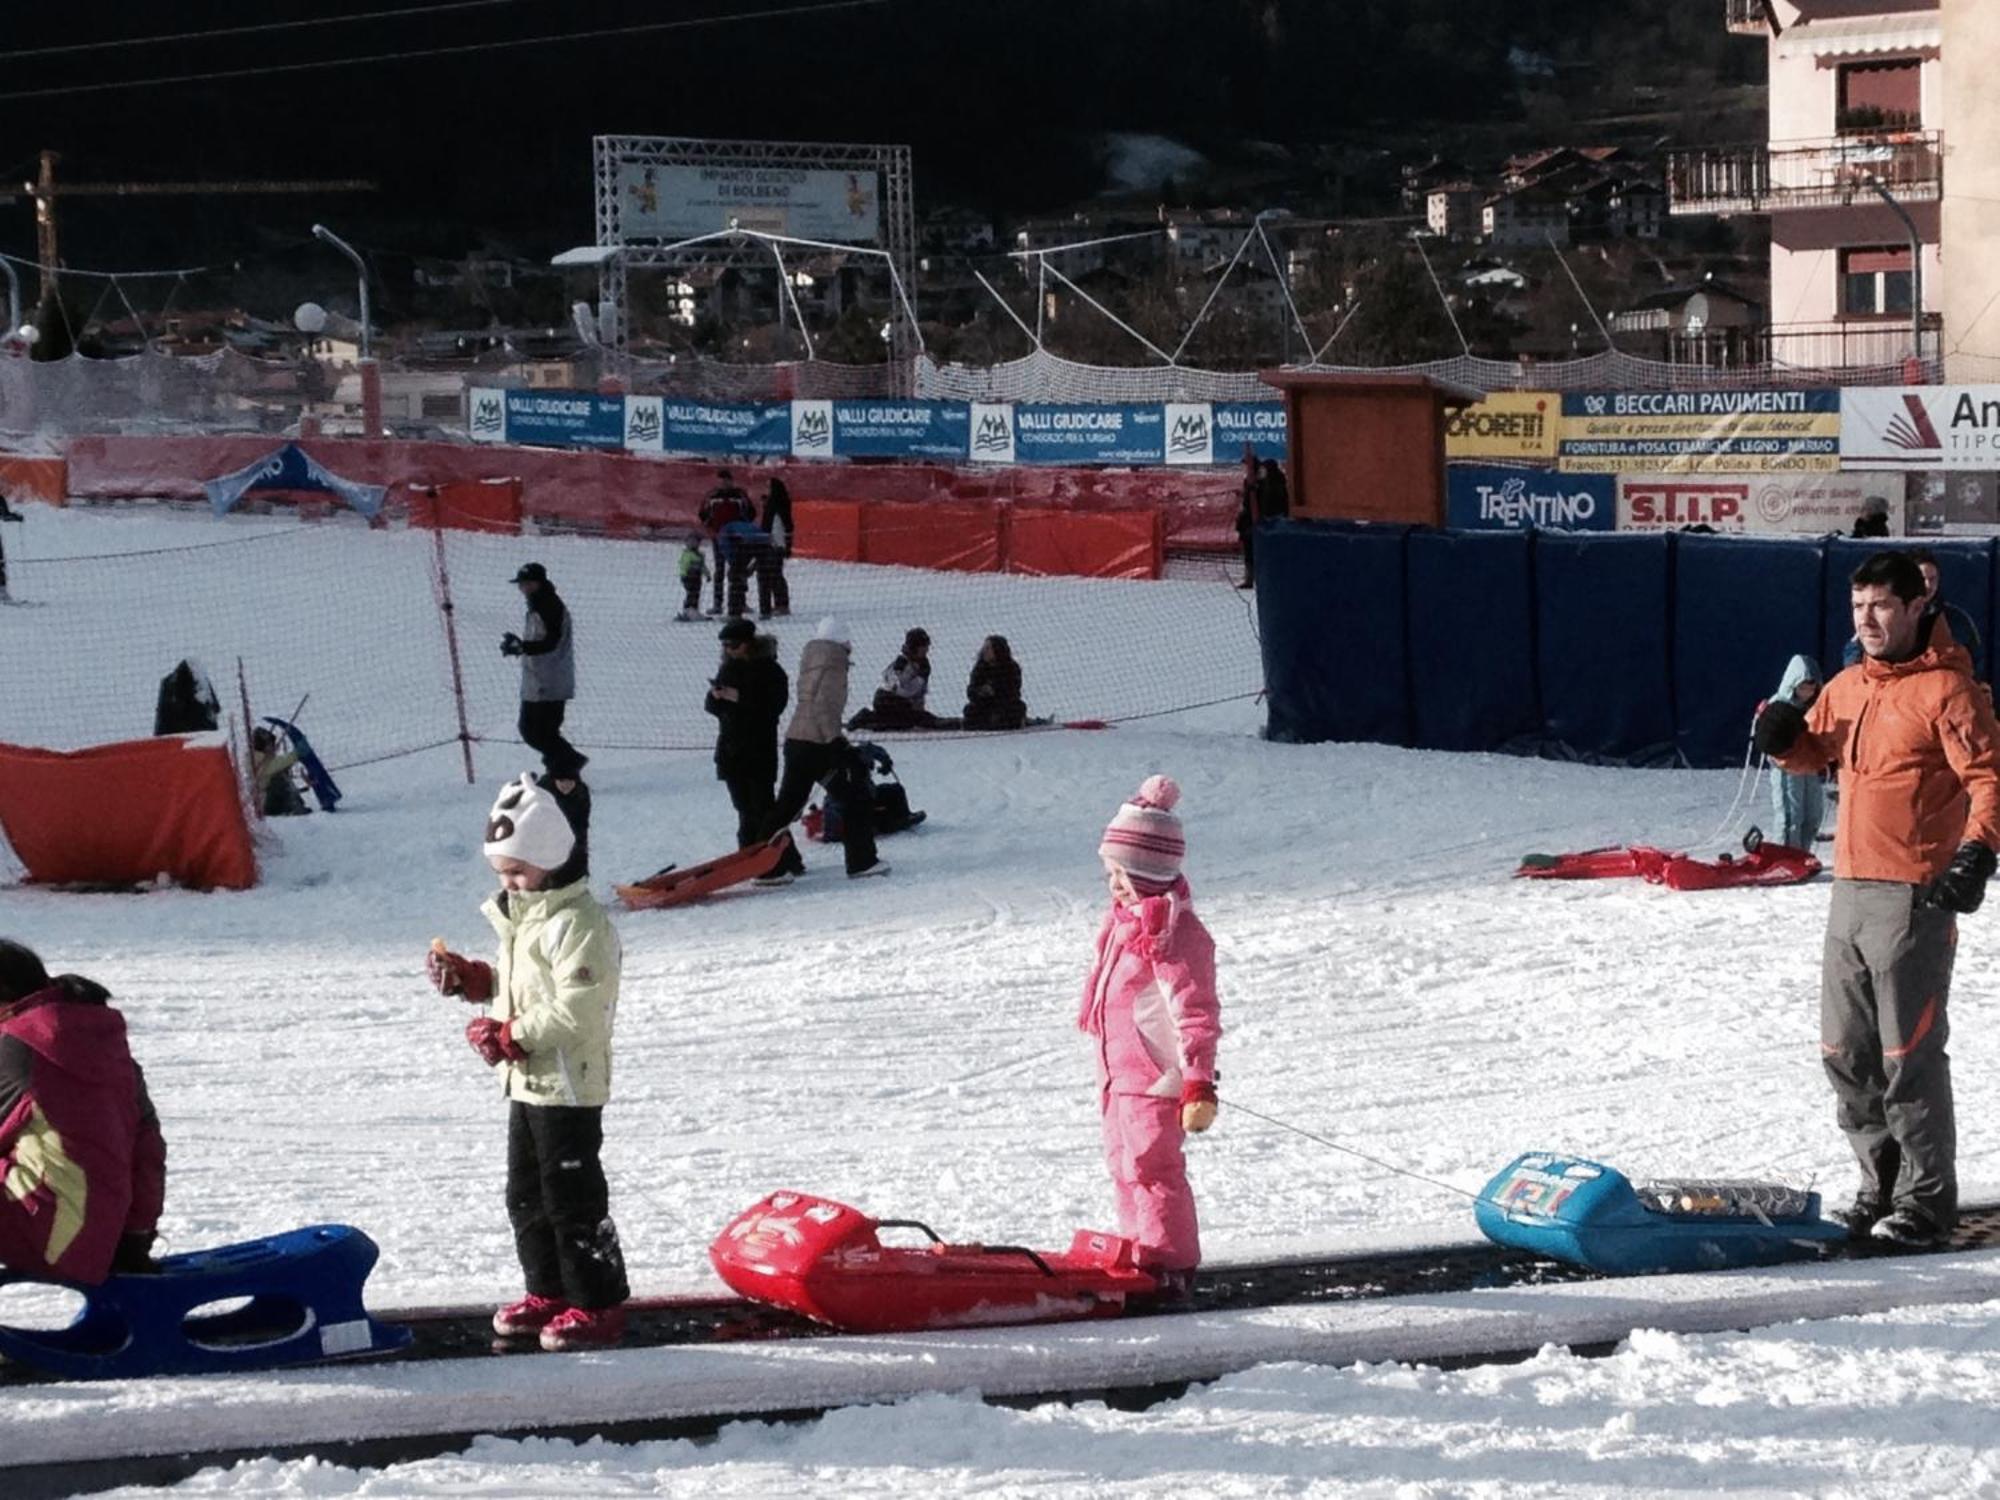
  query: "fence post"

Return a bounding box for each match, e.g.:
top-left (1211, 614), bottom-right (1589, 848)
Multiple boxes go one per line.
top-left (428, 521), bottom-right (478, 786)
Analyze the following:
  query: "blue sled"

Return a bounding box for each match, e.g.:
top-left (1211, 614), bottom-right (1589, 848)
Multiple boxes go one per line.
top-left (264, 716), bottom-right (342, 812)
top-left (1475, 1152), bottom-right (1847, 1275)
top-left (0, 1224), bottom-right (409, 1380)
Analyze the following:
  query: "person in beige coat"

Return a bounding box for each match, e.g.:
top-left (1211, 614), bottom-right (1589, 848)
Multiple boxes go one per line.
top-left (426, 773), bottom-right (630, 1349)
top-left (761, 617), bottom-right (886, 880)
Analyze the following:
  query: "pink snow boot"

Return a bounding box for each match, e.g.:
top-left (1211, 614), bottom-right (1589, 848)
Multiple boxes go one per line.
top-left (492, 1292), bottom-right (567, 1338)
top-left (539, 1302), bottom-right (628, 1351)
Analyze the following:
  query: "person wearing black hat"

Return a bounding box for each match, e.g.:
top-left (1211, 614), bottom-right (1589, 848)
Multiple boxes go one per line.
top-left (503, 563), bottom-right (583, 778)
top-left (855, 627), bottom-right (937, 730)
top-left (704, 617), bottom-right (789, 851)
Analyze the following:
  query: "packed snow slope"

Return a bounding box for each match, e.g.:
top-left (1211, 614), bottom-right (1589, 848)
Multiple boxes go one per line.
top-left (3, 504), bottom-right (1998, 1498)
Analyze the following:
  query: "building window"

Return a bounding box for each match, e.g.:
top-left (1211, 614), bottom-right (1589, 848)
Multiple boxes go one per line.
top-left (1837, 60), bottom-right (1921, 134)
top-left (1840, 246), bottom-right (1914, 316)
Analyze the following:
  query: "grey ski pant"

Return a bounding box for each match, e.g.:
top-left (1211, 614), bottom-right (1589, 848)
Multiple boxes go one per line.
top-left (1820, 878), bottom-right (1958, 1229)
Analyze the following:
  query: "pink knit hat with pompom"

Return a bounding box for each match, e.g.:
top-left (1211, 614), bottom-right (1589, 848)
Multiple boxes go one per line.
top-left (1098, 774), bottom-right (1186, 889)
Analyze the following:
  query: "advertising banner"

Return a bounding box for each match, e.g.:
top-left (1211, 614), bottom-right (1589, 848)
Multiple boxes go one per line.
top-left (624, 395), bottom-right (664, 453)
top-left (818, 400), bottom-right (970, 461)
top-left (503, 390), bottom-right (626, 451)
top-left (1212, 402), bottom-right (1287, 463)
top-left (1906, 471), bottom-right (2000, 533)
top-left (1445, 391), bottom-right (1559, 460)
top-left (1842, 386), bottom-right (2000, 469)
top-left (1616, 472), bottom-right (1899, 534)
top-left (968, 403), bottom-right (1016, 464)
top-left (1162, 402), bottom-right (1215, 466)
top-left (1012, 404), bottom-right (1164, 466)
top-left (468, 387), bottom-right (506, 443)
top-left (1559, 389), bottom-right (1840, 473)
top-left (617, 162), bottom-right (880, 243)
top-left (661, 399), bottom-right (791, 457)
top-left (1447, 465), bottom-right (1614, 531)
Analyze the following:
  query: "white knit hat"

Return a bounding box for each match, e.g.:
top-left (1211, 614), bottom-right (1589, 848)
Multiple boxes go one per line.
top-left (1098, 774), bottom-right (1186, 889)
top-left (483, 773), bottom-right (576, 872)
top-left (813, 616), bottom-right (850, 646)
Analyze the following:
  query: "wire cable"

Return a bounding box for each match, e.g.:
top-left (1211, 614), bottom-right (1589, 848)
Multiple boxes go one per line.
top-left (0, 0), bottom-right (548, 62)
top-left (0, 0), bottom-right (892, 103)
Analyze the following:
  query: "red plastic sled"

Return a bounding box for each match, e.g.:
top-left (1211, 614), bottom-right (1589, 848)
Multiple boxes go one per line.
top-left (1517, 832), bottom-right (1819, 891)
top-left (615, 832), bottom-right (793, 911)
top-left (709, 1191), bottom-right (1158, 1333)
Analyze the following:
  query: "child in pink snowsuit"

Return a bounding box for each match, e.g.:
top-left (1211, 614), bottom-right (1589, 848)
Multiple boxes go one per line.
top-left (1078, 775), bottom-right (1221, 1284)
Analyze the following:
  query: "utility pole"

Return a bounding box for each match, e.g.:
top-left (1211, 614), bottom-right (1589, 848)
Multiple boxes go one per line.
top-left (22, 149), bottom-right (375, 305)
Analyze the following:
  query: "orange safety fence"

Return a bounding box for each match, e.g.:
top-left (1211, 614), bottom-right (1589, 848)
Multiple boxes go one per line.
top-left (0, 455), bottom-right (67, 506)
top-left (405, 476), bottom-right (523, 535)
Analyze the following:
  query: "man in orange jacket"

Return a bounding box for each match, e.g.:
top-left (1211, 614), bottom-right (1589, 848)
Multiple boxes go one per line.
top-left (1755, 551), bottom-right (2000, 1247)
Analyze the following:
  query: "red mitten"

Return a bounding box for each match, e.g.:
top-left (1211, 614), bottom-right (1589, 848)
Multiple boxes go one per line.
top-left (1180, 1080), bottom-right (1218, 1134)
top-left (427, 942), bottom-right (495, 1004)
top-left (465, 1016), bottom-right (526, 1066)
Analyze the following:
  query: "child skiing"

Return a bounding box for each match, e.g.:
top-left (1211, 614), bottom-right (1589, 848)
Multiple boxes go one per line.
top-left (1078, 775), bottom-right (1221, 1300)
top-left (676, 532), bottom-right (708, 622)
top-left (426, 772), bottom-right (629, 1350)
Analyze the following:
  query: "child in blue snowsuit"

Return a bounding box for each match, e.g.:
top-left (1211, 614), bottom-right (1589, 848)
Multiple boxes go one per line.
top-left (1765, 654), bottom-right (1825, 850)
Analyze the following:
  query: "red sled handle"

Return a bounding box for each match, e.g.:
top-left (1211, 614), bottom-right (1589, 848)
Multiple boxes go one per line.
top-left (874, 1219), bottom-right (1058, 1277)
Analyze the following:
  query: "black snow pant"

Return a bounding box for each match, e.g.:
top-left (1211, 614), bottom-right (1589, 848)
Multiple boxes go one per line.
top-left (1821, 878), bottom-right (1960, 1230)
top-left (681, 573), bottom-right (702, 614)
top-left (505, 1101), bottom-right (629, 1309)
top-left (726, 551), bottom-right (753, 618)
top-left (518, 699), bottom-right (580, 776)
top-left (767, 738), bottom-right (877, 875)
top-left (722, 761), bottom-right (776, 850)
top-left (1237, 520), bottom-right (1254, 587)
top-left (765, 549), bottom-right (790, 614)
top-left (710, 540), bottom-right (727, 611)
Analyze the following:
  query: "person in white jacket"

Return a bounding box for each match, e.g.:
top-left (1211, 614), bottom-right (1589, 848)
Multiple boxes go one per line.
top-left (760, 618), bottom-right (886, 880)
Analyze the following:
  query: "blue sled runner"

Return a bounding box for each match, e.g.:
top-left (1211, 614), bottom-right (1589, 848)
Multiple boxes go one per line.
top-left (1475, 1152), bottom-right (1847, 1275)
top-left (0, 1224), bottom-right (408, 1379)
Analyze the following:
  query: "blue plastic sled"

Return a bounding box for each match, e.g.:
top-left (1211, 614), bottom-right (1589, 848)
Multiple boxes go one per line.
top-left (0, 1224), bottom-right (408, 1380)
top-left (1474, 1152), bottom-right (1847, 1275)
top-left (264, 716), bottom-right (342, 812)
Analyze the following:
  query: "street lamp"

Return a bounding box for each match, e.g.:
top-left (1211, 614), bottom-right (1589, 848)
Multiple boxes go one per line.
top-left (1861, 172), bottom-right (1924, 367)
top-left (311, 222), bottom-right (380, 436)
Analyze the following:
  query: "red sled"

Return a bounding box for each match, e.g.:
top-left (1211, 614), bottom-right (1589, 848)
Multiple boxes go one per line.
top-left (615, 832), bottom-right (793, 911)
top-left (1517, 830), bottom-right (1819, 891)
top-left (709, 1190), bottom-right (1158, 1333)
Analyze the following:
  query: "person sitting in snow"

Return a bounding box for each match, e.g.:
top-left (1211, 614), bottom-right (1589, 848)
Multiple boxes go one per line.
top-left (425, 774), bottom-right (629, 1350)
top-left (962, 634), bottom-right (1027, 731)
top-left (1078, 775), bottom-right (1221, 1302)
top-left (250, 726), bottom-right (309, 817)
top-left (852, 628), bottom-right (938, 730)
top-left (1763, 655), bottom-right (1825, 851)
top-left (0, 939), bottom-right (166, 1284)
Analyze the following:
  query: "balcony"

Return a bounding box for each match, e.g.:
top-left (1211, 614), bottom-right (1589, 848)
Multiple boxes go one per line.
top-left (1669, 131), bottom-right (1942, 215)
top-left (1725, 0), bottom-right (1770, 35)
top-left (1646, 316), bottom-right (1941, 377)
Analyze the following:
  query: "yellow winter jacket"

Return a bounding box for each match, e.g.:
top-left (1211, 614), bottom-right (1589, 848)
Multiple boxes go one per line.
top-left (480, 878), bottom-right (622, 1107)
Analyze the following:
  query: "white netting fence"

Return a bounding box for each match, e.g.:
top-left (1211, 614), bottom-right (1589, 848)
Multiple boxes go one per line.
top-left (0, 509), bottom-right (1264, 770)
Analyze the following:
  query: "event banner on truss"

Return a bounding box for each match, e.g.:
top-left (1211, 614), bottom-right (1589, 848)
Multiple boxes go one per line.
top-left (615, 162), bottom-right (881, 242)
top-left (1558, 389), bottom-right (1841, 474)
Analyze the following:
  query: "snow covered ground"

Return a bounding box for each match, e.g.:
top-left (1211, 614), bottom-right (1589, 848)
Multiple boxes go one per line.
top-left (4, 505), bottom-right (2000, 1497)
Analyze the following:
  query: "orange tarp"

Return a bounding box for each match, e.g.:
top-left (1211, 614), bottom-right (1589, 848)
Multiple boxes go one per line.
top-left (0, 737), bottom-right (257, 891)
top-left (0, 456), bottom-right (67, 506)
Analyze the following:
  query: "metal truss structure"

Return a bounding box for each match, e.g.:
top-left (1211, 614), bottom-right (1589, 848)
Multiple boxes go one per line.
top-left (591, 135), bottom-right (917, 385)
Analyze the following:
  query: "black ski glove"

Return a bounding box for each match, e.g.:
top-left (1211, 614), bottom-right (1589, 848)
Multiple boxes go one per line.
top-left (1752, 698), bottom-right (1807, 758)
top-left (1928, 841), bottom-right (1997, 915)
top-left (500, 632), bottom-right (524, 658)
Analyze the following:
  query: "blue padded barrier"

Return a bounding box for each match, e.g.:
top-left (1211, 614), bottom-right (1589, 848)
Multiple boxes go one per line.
top-left (1533, 533), bottom-right (1677, 764)
top-left (1405, 529), bottom-right (1540, 752)
top-left (1822, 539), bottom-right (1995, 680)
top-left (1673, 535), bottom-right (1826, 769)
top-left (1258, 520), bottom-right (1411, 746)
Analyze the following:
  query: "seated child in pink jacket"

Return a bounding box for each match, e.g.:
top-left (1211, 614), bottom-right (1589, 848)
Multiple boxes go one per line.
top-left (1077, 774), bottom-right (1221, 1298)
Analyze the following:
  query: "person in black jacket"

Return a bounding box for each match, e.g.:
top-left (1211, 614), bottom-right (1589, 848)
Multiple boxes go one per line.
top-left (761, 476), bottom-right (794, 618)
top-left (705, 618), bottom-right (790, 848)
top-left (0, 490), bottom-right (22, 603)
top-left (963, 635), bottom-right (1027, 730)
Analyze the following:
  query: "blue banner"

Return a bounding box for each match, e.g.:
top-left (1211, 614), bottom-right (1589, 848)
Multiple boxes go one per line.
top-left (1447, 464), bottom-right (1615, 532)
top-left (661, 400), bottom-right (792, 457)
top-left (1013, 404), bottom-right (1165, 466)
top-left (1212, 402), bottom-right (1288, 462)
top-left (785, 400), bottom-right (970, 461)
top-left (503, 390), bottom-right (626, 451)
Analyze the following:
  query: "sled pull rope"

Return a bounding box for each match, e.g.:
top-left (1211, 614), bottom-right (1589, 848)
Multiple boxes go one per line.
top-left (1221, 1097), bottom-right (1483, 1207)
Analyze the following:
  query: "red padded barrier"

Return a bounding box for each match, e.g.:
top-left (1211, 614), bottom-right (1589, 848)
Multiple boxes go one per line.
top-left (792, 499), bottom-right (865, 563)
top-left (863, 500), bottom-right (1001, 573)
top-left (1006, 507), bottom-right (1163, 580)
top-left (0, 736), bottom-right (257, 891)
top-left (406, 476), bottom-right (523, 535)
top-left (0, 455), bottom-right (67, 506)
